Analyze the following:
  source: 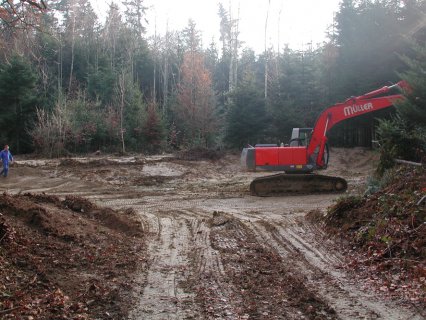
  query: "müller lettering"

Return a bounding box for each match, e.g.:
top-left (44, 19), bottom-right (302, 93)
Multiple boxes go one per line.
top-left (344, 102), bottom-right (373, 116)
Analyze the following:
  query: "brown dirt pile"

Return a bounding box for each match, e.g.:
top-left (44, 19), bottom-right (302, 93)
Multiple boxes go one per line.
top-left (0, 193), bottom-right (147, 319)
top-left (175, 147), bottom-right (224, 161)
top-left (59, 158), bottom-right (145, 168)
top-left (320, 166), bottom-right (425, 307)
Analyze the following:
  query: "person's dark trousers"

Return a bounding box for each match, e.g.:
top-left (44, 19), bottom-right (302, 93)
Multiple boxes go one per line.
top-left (0, 165), bottom-right (9, 177)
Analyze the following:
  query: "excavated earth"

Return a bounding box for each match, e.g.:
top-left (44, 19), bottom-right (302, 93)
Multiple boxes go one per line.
top-left (0, 148), bottom-right (424, 319)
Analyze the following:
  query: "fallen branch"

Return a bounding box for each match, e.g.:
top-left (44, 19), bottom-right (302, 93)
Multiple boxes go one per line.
top-left (0, 306), bottom-right (21, 315)
top-left (0, 230), bottom-right (8, 243)
top-left (383, 257), bottom-right (420, 264)
top-left (394, 159), bottom-right (423, 167)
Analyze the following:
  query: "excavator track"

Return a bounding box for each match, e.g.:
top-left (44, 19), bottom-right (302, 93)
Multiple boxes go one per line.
top-left (250, 173), bottom-right (348, 196)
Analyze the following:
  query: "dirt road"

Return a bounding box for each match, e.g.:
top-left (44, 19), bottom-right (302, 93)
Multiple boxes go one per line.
top-left (2, 148), bottom-right (423, 319)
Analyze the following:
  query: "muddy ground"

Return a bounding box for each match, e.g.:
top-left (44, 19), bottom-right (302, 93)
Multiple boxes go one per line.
top-left (0, 147), bottom-right (424, 319)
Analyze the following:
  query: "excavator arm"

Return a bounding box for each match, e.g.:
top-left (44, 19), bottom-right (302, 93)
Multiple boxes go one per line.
top-left (308, 81), bottom-right (407, 168)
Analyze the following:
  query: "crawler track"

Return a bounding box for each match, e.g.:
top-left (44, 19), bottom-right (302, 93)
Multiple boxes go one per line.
top-left (250, 173), bottom-right (348, 196)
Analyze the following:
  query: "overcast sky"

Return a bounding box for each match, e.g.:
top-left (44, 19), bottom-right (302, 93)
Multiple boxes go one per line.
top-left (90, 0), bottom-right (341, 53)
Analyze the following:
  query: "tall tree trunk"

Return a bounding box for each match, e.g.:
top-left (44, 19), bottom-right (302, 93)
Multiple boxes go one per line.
top-left (233, 6), bottom-right (239, 90)
top-left (264, 0), bottom-right (270, 99)
top-left (153, 19), bottom-right (157, 104)
top-left (118, 71), bottom-right (126, 154)
top-left (58, 33), bottom-right (63, 105)
top-left (277, 4), bottom-right (282, 54)
top-left (15, 101), bottom-right (20, 153)
top-left (228, 3), bottom-right (234, 93)
top-left (228, 4), bottom-right (239, 93)
top-left (162, 28), bottom-right (170, 115)
top-left (68, 0), bottom-right (76, 94)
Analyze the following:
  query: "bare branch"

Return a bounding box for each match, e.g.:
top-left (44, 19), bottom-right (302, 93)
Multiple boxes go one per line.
top-left (0, 0), bottom-right (47, 31)
top-left (25, 0), bottom-right (47, 10)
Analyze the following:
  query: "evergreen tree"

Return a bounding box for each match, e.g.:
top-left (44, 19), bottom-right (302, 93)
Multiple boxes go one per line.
top-left (225, 79), bottom-right (268, 148)
top-left (377, 42), bottom-right (426, 173)
top-left (142, 102), bottom-right (165, 153)
top-left (397, 43), bottom-right (426, 127)
top-left (123, 0), bottom-right (146, 36)
top-left (0, 55), bottom-right (38, 153)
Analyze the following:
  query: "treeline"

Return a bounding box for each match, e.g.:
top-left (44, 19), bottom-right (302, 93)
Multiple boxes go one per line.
top-left (0, 0), bottom-right (424, 159)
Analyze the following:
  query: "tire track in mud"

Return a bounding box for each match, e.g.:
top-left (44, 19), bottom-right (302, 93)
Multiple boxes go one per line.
top-left (125, 207), bottom-right (243, 320)
top-left (208, 212), bottom-right (338, 319)
top-left (187, 216), bottom-right (243, 319)
top-left (129, 214), bottom-right (201, 320)
top-left (248, 217), bottom-right (423, 320)
top-left (104, 198), bottom-right (247, 319)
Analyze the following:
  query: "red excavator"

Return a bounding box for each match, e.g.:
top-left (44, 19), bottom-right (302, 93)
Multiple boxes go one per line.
top-left (241, 81), bottom-right (409, 196)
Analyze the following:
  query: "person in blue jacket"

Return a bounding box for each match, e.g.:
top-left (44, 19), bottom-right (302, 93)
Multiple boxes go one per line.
top-left (0, 145), bottom-right (13, 177)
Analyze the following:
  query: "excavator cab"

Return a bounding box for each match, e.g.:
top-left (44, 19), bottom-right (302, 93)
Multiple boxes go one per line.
top-left (289, 128), bottom-right (312, 147)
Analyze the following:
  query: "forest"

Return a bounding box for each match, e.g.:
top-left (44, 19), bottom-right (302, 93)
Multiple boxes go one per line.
top-left (0, 0), bottom-right (425, 165)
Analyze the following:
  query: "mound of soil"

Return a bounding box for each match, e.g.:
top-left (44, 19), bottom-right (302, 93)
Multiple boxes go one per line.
top-left (0, 193), bottom-right (147, 319)
top-left (175, 147), bottom-right (224, 161)
top-left (320, 166), bottom-right (426, 306)
top-left (59, 157), bottom-right (145, 168)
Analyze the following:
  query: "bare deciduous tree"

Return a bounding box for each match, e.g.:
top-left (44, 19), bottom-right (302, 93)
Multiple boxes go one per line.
top-left (175, 51), bottom-right (217, 147)
top-left (0, 0), bottom-right (47, 30)
top-left (30, 105), bottom-right (69, 157)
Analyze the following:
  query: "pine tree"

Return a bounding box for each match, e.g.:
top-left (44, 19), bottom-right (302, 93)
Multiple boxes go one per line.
top-left (377, 43), bottom-right (426, 173)
top-left (142, 102), bottom-right (165, 153)
top-left (0, 55), bottom-right (38, 153)
top-left (397, 43), bottom-right (426, 127)
top-left (225, 79), bottom-right (268, 148)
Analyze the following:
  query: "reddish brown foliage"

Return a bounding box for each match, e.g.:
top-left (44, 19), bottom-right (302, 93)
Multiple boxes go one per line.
top-left (175, 52), bottom-right (217, 146)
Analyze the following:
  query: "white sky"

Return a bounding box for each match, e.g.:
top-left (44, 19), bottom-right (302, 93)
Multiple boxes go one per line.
top-left (90, 0), bottom-right (341, 53)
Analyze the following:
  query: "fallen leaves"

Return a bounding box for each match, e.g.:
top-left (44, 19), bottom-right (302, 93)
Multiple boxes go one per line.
top-left (322, 166), bottom-right (426, 308)
top-left (0, 193), bottom-right (147, 319)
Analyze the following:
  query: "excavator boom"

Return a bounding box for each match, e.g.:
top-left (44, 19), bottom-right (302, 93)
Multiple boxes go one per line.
top-left (308, 81), bottom-right (406, 168)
